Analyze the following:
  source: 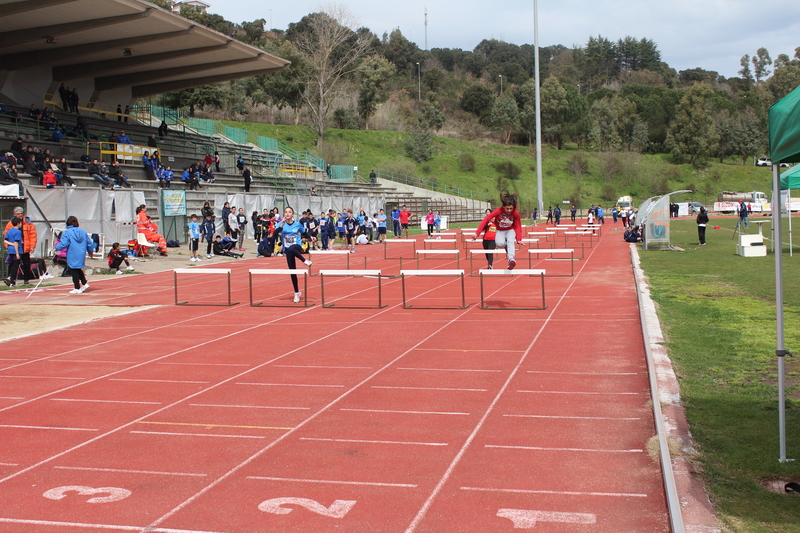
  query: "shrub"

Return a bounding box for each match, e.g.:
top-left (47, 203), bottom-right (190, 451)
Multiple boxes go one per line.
top-left (405, 128), bottom-right (434, 162)
top-left (460, 154), bottom-right (476, 172)
top-left (494, 160), bottom-right (522, 180)
top-left (567, 154), bottom-right (589, 183)
top-left (332, 108), bottom-right (358, 130)
top-left (601, 184), bottom-right (617, 201)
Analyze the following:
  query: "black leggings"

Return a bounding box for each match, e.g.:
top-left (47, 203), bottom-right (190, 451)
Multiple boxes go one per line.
top-left (109, 255), bottom-right (129, 270)
top-left (206, 239), bottom-right (213, 255)
top-left (483, 239), bottom-right (496, 266)
top-left (427, 222), bottom-right (434, 237)
top-left (70, 268), bottom-right (86, 289)
top-left (285, 244), bottom-right (306, 292)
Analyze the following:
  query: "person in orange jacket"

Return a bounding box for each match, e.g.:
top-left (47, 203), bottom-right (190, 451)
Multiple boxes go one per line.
top-left (135, 204), bottom-right (168, 256)
top-left (3, 206), bottom-right (37, 284)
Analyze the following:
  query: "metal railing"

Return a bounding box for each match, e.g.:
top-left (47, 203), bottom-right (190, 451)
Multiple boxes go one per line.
top-left (377, 169), bottom-right (491, 201)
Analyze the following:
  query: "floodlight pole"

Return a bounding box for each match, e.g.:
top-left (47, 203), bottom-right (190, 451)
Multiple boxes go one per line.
top-left (772, 162), bottom-right (791, 463)
top-left (533, 0), bottom-right (543, 217)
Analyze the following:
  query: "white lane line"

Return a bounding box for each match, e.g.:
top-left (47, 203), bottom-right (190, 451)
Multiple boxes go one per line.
top-left (0, 463), bottom-right (18, 466)
top-left (189, 403), bottom-right (310, 410)
top-left (247, 476), bottom-right (416, 488)
top-left (0, 375), bottom-right (86, 380)
top-left (51, 398), bottom-right (162, 405)
top-left (526, 370), bottom-right (639, 375)
top-left (503, 414), bottom-right (641, 421)
top-left (54, 466), bottom-right (207, 477)
top-left (0, 425), bottom-right (98, 431)
top-left (0, 518), bottom-right (227, 532)
top-left (300, 437), bottom-right (448, 446)
top-left (372, 386), bottom-right (488, 392)
top-left (460, 486), bottom-right (648, 498)
top-left (517, 390), bottom-right (641, 395)
top-left (485, 444), bottom-right (644, 453)
top-left (397, 367), bottom-right (501, 373)
top-left (0, 397), bottom-right (24, 400)
top-left (273, 364), bottom-right (373, 369)
top-left (237, 382), bottom-right (345, 388)
top-left (109, 379), bottom-right (210, 384)
top-left (47, 360), bottom-right (139, 364)
top-left (130, 431), bottom-right (267, 439)
top-left (0, 359), bottom-right (28, 361)
top-left (341, 408), bottom-right (470, 416)
top-left (157, 362), bottom-right (250, 367)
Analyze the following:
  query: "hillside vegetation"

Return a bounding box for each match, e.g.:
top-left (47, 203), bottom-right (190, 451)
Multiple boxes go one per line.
top-left (222, 119), bottom-right (778, 209)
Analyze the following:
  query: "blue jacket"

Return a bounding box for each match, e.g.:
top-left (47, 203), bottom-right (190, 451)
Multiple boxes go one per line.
top-left (55, 225), bottom-right (93, 269)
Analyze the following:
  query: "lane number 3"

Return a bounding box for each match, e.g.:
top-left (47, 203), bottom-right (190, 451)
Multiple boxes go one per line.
top-left (43, 486), bottom-right (132, 504)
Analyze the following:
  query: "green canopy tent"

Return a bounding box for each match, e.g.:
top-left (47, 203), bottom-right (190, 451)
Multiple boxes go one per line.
top-left (768, 85), bottom-right (800, 463)
top-left (776, 165), bottom-right (800, 257)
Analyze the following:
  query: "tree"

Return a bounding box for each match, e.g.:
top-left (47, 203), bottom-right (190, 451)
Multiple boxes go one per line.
top-left (419, 100), bottom-right (446, 132)
top-left (289, 6), bottom-right (373, 146)
top-left (666, 83), bottom-right (720, 165)
top-left (739, 55), bottom-right (754, 87)
top-left (631, 119), bottom-right (650, 152)
top-left (158, 84), bottom-right (225, 117)
top-left (381, 28), bottom-right (422, 72)
top-left (357, 55), bottom-right (394, 129)
top-left (752, 47), bottom-right (772, 83)
top-left (589, 96), bottom-right (636, 152)
top-left (460, 84), bottom-right (495, 121)
top-left (488, 96), bottom-right (519, 144)
top-left (243, 37), bottom-right (305, 123)
top-left (405, 125), bottom-right (434, 162)
top-left (539, 77), bottom-right (569, 149)
top-left (731, 108), bottom-right (766, 164)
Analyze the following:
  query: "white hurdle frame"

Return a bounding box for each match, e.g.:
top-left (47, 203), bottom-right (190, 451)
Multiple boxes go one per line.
top-left (400, 269), bottom-right (466, 309)
top-left (249, 268), bottom-right (312, 307)
top-left (479, 268), bottom-right (547, 310)
top-left (174, 268), bottom-right (237, 306)
top-left (319, 269), bottom-right (385, 308)
top-left (415, 249), bottom-right (461, 269)
top-left (468, 248), bottom-right (507, 275)
top-left (308, 249), bottom-right (366, 276)
top-left (423, 238), bottom-right (458, 250)
top-left (384, 238), bottom-right (417, 260)
top-left (527, 248), bottom-right (576, 277)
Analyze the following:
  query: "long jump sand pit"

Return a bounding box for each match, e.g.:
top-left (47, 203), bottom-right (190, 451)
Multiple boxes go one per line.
top-left (0, 304), bottom-right (149, 341)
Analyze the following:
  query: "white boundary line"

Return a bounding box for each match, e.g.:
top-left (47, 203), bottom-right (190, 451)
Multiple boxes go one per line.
top-left (247, 476), bottom-right (416, 488)
top-left (459, 486), bottom-right (648, 498)
top-left (300, 437), bottom-right (448, 446)
top-left (53, 466), bottom-right (207, 477)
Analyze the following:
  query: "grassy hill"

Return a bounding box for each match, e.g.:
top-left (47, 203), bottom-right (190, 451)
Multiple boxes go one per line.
top-left (222, 120), bottom-right (778, 209)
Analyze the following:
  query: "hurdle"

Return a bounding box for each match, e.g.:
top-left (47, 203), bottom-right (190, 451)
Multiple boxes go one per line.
top-left (563, 230), bottom-right (596, 247)
top-left (174, 268), bottom-right (238, 306)
top-left (520, 238), bottom-right (541, 248)
top-left (319, 270), bottom-right (385, 308)
top-left (527, 248), bottom-right (576, 277)
top-left (423, 238), bottom-right (458, 250)
top-left (479, 268), bottom-right (547, 310)
top-left (384, 238), bottom-right (417, 260)
top-left (580, 224), bottom-right (602, 237)
top-left (527, 231), bottom-right (557, 242)
top-left (468, 249), bottom-right (507, 275)
top-left (248, 269), bottom-right (312, 307)
top-left (460, 228), bottom-right (478, 248)
top-left (308, 249), bottom-right (366, 276)
top-left (415, 249), bottom-right (461, 269)
top-left (400, 269), bottom-right (466, 309)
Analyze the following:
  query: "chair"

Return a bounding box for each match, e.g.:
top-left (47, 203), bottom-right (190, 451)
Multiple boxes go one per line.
top-left (137, 233), bottom-right (157, 258)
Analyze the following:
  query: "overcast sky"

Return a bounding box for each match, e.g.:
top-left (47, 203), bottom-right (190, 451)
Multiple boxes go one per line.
top-left (210, 0), bottom-right (800, 79)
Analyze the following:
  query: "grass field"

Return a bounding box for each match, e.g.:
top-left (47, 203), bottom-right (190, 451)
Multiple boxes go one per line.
top-left (638, 216), bottom-right (800, 533)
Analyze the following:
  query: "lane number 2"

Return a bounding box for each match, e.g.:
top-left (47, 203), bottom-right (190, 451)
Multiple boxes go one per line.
top-left (258, 497), bottom-right (356, 518)
top-left (43, 486), bottom-right (132, 504)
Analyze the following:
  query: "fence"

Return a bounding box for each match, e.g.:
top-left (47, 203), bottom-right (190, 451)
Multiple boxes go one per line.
top-left (378, 169), bottom-right (491, 201)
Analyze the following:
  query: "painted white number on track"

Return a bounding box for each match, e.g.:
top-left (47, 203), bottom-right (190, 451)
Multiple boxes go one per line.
top-left (258, 497), bottom-right (356, 518)
top-left (497, 508), bottom-right (596, 529)
top-left (43, 486), bottom-right (132, 504)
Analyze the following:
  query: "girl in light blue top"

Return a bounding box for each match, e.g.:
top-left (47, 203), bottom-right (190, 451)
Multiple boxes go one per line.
top-left (276, 206), bottom-right (316, 303)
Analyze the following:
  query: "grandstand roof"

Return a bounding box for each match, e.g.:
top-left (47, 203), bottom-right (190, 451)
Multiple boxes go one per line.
top-left (0, 0), bottom-right (289, 106)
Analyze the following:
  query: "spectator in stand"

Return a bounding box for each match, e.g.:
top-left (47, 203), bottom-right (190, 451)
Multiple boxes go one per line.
top-left (75, 115), bottom-right (88, 136)
top-left (41, 108), bottom-right (58, 124)
top-left (55, 157), bottom-right (76, 187)
top-left (107, 242), bottom-right (135, 274)
top-left (42, 167), bottom-right (57, 188)
top-left (201, 213), bottom-right (215, 258)
top-left (203, 153), bottom-right (213, 167)
top-left (369, 169), bottom-right (376, 186)
top-left (108, 132), bottom-right (119, 145)
top-left (21, 156), bottom-right (41, 183)
top-left (182, 166), bottom-right (199, 190)
top-left (201, 164), bottom-right (215, 183)
top-left (310, 187), bottom-right (317, 196)
top-left (236, 156), bottom-right (245, 172)
top-left (116, 104), bottom-right (122, 122)
top-left (59, 83), bottom-right (70, 112)
top-left (158, 120), bottom-right (168, 139)
top-left (161, 165), bottom-right (174, 189)
top-left (243, 166), bottom-right (252, 192)
top-left (147, 134), bottom-right (158, 148)
top-left (55, 215), bottom-right (94, 293)
top-left (10, 137), bottom-right (24, 159)
top-left (0, 162), bottom-right (22, 195)
top-left (29, 104), bottom-right (42, 120)
top-left (135, 204), bottom-right (168, 256)
top-left (87, 159), bottom-right (112, 188)
top-left (151, 150), bottom-right (160, 170)
top-left (69, 88), bottom-right (79, 114)
top-left (4, 206), bottom-right (37, 285)
top-left (142, 151), bottom-right (156, 181)
top-left (117, 130), bottom-right (132, 144)
top-left (108, 161), bottom-right (131, 188)
top-left (123, 105), bottom-right (130, 123)
top-left (214, 152), bottom-right (220, 172)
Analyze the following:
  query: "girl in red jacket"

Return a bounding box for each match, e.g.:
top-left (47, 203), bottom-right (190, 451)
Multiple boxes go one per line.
top-left (474, 193), bottom-right (522, 270)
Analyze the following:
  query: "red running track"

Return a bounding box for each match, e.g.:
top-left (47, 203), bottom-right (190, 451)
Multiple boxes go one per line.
top-left (0, 225), bottom-right (669, 532)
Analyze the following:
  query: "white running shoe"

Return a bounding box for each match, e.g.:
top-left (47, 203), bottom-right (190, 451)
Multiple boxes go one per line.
top-left (293, 292), bottom-right (301, 303)
top-left (206, 254), bottom-right (213, 259)
top-left (69, 288), bottom-right (81, 294)
top-left (116, 270), bottom-right (124, 275)
top-left (79, 283), bottom-right (89, 293)
top-left (195, 256), bottom-right (202, 261)
top-left (126, 265), bottom-right (134, 271)
top-left (304, 259), bottom-right (313, 266)
top-left (190, 257), bottom-right (196, 262)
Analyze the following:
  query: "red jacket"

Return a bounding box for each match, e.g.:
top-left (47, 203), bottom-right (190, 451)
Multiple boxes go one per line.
top-left (43, 170), bottom-right (57, 187)
top-left (476, 207), bottom-right (521, 241)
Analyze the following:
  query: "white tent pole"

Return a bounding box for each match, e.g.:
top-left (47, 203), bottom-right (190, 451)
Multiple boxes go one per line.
top-left (773, 162), bottom-right (789, 463)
